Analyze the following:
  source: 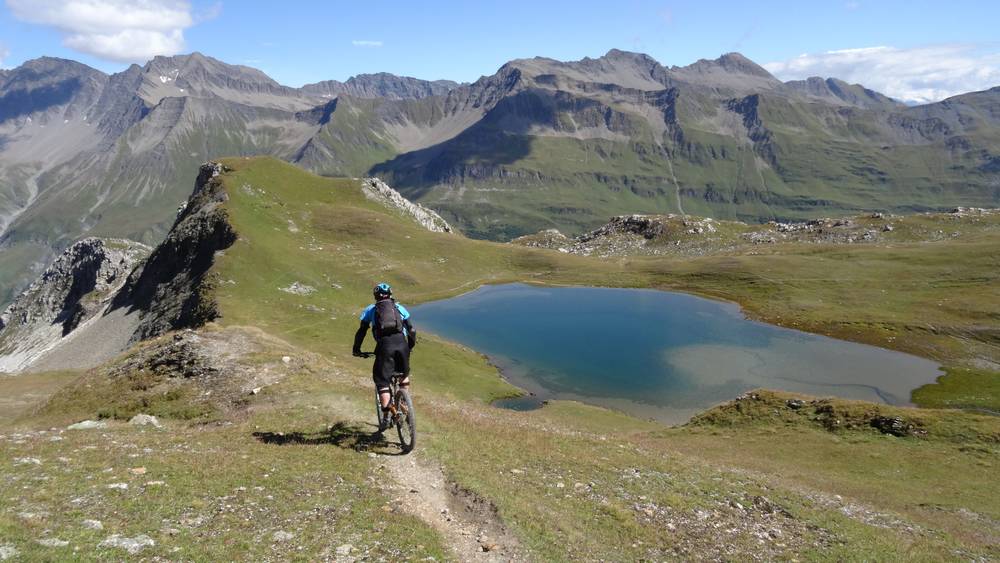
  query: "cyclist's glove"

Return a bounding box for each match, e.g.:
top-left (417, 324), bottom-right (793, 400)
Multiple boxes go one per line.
top-left (407, 330), bottom-right (417, 350)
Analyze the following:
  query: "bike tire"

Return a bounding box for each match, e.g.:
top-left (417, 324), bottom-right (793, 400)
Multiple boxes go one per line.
top-left (395, 388), bottom-right (416, 453)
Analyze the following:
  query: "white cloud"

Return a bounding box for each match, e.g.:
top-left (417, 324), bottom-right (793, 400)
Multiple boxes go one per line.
top-left (351, 40), bottom-right (382, 48)
top-left (6, 0), bottom-right (198, 62)
top-left (764, 44), bottom-right (1000, 104)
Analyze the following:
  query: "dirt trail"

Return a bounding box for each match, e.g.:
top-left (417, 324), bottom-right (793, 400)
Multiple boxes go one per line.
top-left (326, 375), bottom-right (525, 560)
top-left (380, 452), bottom-right (525, 561)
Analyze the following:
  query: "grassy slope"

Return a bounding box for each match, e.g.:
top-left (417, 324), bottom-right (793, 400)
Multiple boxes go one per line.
top-left (2, 157), bottom-right (997, 560)
top-left (382, 89), bottom-right (1000, 240)
top-left (210, 158), bottom-right (998, 558)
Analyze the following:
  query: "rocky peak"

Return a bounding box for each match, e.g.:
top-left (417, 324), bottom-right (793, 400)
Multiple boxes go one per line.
top-left (1, 57), bottom-right (105, 86)
top-left (0, 57), bottom-right (108, 123)
top-left (301, 73), bottom-right (460, 100)
top-left (110, 162), bottom-right (238, 343)
top-left (504, 50), bottom-right (671, 91)
top-left (145, 52), bottom-right (279, 86)
top-left (601, 49), bottom-right (659, 65)
top-left (784, 76), bottom-right (901, 109)
top-left (450, 64), bottom-right (525, 110)
top-left (136, 52), bottom-right (306, 108)
top-left (678, 52), bottom-right (775, 79)
top-left (714, 53), bottom-right (775, 78)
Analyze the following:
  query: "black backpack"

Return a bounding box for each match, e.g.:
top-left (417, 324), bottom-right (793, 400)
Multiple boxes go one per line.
top-left (374, 298), bottom-right (403, 337)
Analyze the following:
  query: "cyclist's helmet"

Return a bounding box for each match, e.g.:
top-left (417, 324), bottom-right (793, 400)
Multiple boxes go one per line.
top-left (373, 282), bottom-right (392, 299)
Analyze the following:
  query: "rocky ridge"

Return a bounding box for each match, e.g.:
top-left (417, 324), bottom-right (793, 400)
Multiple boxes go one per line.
top-left (0, 163), bottom-right (458, 374)
top-left (110, 162), bottom-right (237, 342)
top-left (513, 208), bottom-right (1000, 257)
top-left (0, 163), bottom-right (237, 373)
top-left (361, 177), bottom-right (453, 233)
top-left (301, 73), bottom-right (461, 100)
top-left (0, 238), bottom-right (149, 372)
top-left (2, 49), bottom-right (999, 308)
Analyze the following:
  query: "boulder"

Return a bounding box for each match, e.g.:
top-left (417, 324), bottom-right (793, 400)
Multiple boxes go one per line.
top-left (128, 414), bottom-right (162, 428)
top-left (98, 534), bottom-right (155, 554)
top-left (67, 420), bottom-right (107, 430)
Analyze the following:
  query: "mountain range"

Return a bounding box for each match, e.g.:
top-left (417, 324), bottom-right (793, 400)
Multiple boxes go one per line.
top-left (1, 49), bottom-right (998, 306)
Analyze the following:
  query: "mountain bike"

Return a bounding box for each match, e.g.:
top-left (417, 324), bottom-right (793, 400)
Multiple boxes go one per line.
top-left (359, 353), bottom-right (416, 453)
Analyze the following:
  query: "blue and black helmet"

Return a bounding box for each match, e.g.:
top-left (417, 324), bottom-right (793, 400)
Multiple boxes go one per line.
top-left (373, 282), bottom-right (392, 298)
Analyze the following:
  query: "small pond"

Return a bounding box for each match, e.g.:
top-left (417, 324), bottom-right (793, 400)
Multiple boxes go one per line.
top-left (411, 284), bottom-right (942, 424)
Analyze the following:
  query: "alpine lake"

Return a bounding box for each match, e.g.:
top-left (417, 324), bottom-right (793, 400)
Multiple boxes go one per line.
top-left (410, 284), bottom-right (942, 424)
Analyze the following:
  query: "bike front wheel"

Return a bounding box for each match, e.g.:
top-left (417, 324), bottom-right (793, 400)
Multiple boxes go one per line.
top-left (394, 388), bottom-right (416, 453)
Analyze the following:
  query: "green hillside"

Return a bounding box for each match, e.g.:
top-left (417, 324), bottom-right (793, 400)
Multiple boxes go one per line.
top-left (375, 85), bottom-right (1000, 239)
top-left (1, 158), bottom-right (997, 560)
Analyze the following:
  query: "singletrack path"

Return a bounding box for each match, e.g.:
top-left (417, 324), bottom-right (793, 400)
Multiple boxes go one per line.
top-left (380, 451), bottom-right (525, 561)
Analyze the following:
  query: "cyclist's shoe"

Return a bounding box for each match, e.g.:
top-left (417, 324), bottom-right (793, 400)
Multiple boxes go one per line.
top-left (378, 407), bottom-right (395, 432)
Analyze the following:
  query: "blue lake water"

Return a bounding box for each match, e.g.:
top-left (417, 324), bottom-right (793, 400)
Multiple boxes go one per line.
top-left (411, 284), bottom-right (943, 424)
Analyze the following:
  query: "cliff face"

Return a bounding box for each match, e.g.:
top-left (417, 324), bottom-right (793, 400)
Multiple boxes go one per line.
top-left (0, 163), bottom-right (237, 373)
top-left (0, 238), bottom-right (149, 372)
top-left (109, 162), bottom-right (237, 342)
top-left (3, 50), bottom-right (998, 312)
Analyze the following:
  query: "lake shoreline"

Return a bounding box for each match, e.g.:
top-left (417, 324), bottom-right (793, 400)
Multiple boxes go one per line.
top-left (413, 283), bottom-right (944, 425)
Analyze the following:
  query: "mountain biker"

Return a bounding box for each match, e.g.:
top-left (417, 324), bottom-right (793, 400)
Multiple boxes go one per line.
top-left (353, 283), bottom-right (416, 430)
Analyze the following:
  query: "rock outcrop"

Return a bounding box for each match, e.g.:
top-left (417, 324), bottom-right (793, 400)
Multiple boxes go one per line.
top-left (110, 162), bottom-right (237, 342)
top-left (514, 214), bottom-right (717, 256)
top-left (301, 73), bottom-right (460, 100)
top-left (0, 238), bottom-right (149, 372)
top-left (361, 177), bottom-right (453, 233)
top-left (0, 162), bottom-right (237, 373)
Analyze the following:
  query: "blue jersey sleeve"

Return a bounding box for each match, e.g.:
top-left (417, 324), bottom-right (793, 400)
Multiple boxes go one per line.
top-left (396, 304), bottom-right (410, 320)
top-left (359, 304), bottom-right (375, 323)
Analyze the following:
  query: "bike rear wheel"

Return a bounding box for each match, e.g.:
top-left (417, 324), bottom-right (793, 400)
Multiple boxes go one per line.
top-left (394, 388), bottom-right (416, 453)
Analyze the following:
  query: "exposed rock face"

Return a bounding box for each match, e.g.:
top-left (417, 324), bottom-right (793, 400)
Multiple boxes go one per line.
top-left (784, 76), bottom-right (902, 110)
top-left (580, 215), bottom-right (670, 242)
top-left (2, 49), bottom-right (999, 310)
top-left (361, 177), bottom-right (453, 233)
top-left (0, 162), bottom-right (237, 373)
top-left (301, 73), bottom-right (460, 100)
top-left (511, 229), bottom-right (571, 249)
top-left (514, 214), bottom-right (704, 256)
top-left (111, 162), bottom-right (238, 342)
top-left (0, 238), bottom-right (148, 372)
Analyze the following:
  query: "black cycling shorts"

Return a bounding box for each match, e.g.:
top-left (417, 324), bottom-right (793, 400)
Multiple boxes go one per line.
top-left (373, 332), bottom-right (410, 390)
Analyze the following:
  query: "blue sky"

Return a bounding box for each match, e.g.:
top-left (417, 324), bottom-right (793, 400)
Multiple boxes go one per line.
top-left (2, 1), bottom-right (999, 103)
